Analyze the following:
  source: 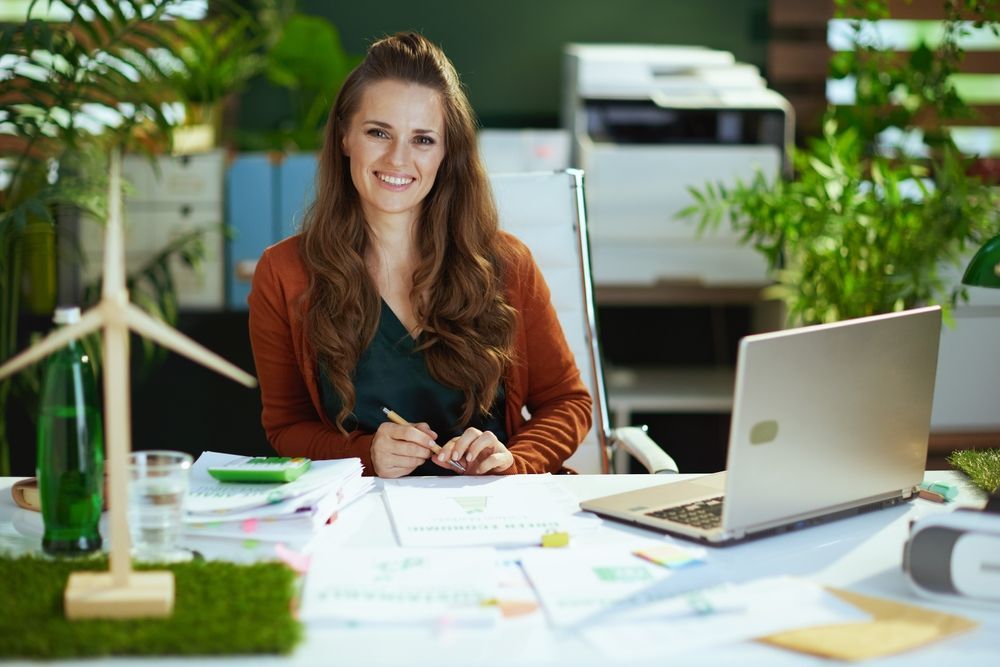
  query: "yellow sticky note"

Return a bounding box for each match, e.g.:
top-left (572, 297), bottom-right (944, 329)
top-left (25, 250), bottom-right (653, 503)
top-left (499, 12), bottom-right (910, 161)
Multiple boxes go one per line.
top-left (759, 589), bottom-right (978, 661)
top-left (541, 531), bottom-right (570, 548)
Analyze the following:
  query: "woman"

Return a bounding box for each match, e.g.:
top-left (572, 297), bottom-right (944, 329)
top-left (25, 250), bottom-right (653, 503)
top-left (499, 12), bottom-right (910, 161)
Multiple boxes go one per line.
top-left (248, 32), bottom-right (592, 478)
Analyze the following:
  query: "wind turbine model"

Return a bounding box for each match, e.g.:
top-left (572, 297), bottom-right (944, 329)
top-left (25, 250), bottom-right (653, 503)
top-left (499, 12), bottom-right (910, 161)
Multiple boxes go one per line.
top-left (0, 150), bottom-right (257, 618)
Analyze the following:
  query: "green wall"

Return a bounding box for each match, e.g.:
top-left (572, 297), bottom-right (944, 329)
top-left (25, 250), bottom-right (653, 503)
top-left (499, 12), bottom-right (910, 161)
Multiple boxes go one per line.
top-left (243, 0), bottom-right (769, 130)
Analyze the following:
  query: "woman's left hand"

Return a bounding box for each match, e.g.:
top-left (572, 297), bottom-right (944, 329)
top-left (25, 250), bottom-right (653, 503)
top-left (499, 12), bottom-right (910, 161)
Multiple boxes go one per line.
top-left (436, 427), bottom-right (514, 475)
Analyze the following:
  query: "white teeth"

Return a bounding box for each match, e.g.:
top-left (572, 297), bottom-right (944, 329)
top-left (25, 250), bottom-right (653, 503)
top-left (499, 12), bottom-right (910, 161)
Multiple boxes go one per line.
top-left (378, 173), bottom-right (413, 186)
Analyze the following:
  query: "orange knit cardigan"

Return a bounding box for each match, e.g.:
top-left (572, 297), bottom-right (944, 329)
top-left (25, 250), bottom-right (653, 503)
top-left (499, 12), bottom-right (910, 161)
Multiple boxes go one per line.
top-left (247, 232), bottom-right (593, 475)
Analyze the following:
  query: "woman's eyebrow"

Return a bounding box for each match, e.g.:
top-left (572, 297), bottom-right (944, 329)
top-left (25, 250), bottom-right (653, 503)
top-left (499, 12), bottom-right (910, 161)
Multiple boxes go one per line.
top-left (362, 120), bottom-right (440, 135)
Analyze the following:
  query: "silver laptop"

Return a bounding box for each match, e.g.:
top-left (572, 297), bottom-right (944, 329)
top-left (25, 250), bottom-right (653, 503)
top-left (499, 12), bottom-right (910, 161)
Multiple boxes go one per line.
top-left (582, 306), bottom-right (942, 545)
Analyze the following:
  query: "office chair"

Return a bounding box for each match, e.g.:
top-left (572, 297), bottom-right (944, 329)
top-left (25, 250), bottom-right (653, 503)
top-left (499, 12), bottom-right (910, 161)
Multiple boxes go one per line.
top-left (490, 170), bottom-right (679, 475)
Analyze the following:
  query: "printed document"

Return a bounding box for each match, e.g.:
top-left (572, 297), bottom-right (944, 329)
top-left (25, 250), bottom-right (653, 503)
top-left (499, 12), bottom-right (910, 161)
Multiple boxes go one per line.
top-left (519, 545), bottom-right (675, 627)
top-left (579, 575), bottom-right (870, 659)
top-left (382, 475), bottom-right (579, 547)
top-left (300, 546), bottom-right (498, 624)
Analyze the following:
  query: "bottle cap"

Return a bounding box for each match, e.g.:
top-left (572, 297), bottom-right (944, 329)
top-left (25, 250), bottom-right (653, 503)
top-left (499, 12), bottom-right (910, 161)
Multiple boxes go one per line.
top-left (53, 306), bottom-right (81, 325)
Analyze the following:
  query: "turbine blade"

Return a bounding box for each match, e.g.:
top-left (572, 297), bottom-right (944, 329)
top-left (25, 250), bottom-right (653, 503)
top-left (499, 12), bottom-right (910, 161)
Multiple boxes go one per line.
top-left (0, 308), bottom-right (104, 381)
top-left (124, 305), bottom-right (257, 388)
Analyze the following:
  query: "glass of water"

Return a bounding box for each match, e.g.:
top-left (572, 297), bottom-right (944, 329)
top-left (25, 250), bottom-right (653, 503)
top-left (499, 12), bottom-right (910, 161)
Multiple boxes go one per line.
top-left (128, 450), bottom-right (193, 563)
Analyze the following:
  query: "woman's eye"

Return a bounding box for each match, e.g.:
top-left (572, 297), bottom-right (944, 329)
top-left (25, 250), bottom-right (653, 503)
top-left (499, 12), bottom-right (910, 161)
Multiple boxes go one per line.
top-left (366, 128), bottom-right (388, 139)
top-left (415, 135), bottom-right (437, 146)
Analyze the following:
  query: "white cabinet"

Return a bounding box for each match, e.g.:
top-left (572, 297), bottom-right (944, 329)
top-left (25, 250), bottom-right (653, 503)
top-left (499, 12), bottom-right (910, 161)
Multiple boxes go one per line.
top-left (931, 288), bottom-right (1000, 433)
top-left (582, 143), bottom-right (777, 286)
top-left (79, 151), bottom-right (226, 308)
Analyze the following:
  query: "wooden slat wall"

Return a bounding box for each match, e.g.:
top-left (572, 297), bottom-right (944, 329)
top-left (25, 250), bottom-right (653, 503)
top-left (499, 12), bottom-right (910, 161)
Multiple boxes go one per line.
top-left (772, 0), bottom-right (992, 25)
top-left (769, 0), bottom-right (828, 137)
top-left (768, 0), bottom-right (1000, 140)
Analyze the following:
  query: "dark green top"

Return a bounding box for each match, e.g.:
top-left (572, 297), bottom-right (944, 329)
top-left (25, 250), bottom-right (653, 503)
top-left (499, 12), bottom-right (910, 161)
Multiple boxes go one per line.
top-left (318, 300), bottom-right (506, 476)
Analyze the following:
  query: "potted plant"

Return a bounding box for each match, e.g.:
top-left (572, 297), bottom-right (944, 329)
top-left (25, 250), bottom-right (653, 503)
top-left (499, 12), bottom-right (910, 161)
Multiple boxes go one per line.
top-left (165, 2), bottom-right (266, 151)
top-left (682, 0), bottom-right (1000, 326)
top-left (0, 0), bottom-right (207, 475)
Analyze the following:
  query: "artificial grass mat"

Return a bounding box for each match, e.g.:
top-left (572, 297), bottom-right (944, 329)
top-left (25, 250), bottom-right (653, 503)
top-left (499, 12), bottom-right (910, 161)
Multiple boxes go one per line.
top-left (0, 555), bottom-right (302, 658)
top-left (948, 448), bottom-right (1000, 495)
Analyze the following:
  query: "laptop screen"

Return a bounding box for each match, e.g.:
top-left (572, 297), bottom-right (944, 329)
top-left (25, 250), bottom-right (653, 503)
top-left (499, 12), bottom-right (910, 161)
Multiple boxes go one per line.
top-left (721, 306), bottom-right (941, 531)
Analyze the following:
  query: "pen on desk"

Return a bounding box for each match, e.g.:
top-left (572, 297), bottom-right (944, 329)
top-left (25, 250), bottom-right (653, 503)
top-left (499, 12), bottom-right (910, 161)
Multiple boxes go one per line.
top-left (381, 406), bottom-right (466, 473)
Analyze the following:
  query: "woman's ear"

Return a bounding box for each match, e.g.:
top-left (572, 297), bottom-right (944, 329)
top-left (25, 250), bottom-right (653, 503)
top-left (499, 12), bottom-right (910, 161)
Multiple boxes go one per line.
top-left (340, 132), bottom-right (349, 157)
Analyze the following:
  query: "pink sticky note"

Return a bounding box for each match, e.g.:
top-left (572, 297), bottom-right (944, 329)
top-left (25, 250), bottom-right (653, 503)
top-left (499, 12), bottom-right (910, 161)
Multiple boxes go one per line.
top-left (275, 543), bottom-right (311, 574)
top-left (241, 518), bottom-right (259, 534)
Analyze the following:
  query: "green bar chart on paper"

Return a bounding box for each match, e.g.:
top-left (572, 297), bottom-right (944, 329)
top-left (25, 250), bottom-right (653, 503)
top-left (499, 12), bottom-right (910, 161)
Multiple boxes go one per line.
top-left (383, 476), bottom-right (580, 547)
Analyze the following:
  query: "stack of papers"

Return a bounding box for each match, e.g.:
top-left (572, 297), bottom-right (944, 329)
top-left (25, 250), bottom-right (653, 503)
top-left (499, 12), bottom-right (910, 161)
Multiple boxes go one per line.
top-left (183, 451), bottom-right (373, 544)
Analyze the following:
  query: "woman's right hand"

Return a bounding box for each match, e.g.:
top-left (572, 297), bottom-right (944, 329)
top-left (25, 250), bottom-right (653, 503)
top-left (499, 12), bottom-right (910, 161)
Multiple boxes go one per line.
top-left (371, 421), bottom-right (439, 478)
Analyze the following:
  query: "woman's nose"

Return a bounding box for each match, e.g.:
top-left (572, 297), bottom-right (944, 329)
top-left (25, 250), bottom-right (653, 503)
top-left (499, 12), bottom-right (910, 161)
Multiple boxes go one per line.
top-left (386, 138), bottom-right (409, 166)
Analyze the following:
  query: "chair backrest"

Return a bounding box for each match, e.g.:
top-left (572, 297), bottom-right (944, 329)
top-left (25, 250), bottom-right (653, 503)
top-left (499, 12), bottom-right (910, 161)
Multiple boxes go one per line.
top-left (489, 170), bottom-right (611, 473)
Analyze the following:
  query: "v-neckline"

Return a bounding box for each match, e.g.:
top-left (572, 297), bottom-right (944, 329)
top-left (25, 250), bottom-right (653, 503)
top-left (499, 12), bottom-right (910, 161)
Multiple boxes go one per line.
top-left (380, 298), bottom-right (419, 344)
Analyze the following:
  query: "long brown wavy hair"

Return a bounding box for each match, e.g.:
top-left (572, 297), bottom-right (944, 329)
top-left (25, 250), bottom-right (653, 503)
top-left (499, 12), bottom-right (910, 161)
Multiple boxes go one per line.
top-left (301, 32), bottom-right (517, 433)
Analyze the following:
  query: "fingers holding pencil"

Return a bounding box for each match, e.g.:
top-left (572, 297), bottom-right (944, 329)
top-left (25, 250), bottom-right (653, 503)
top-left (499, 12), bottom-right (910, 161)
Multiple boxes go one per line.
top-left (370, 416), bottom-right (438, 478)
top-left (381, 407), bottom-right (466, 473)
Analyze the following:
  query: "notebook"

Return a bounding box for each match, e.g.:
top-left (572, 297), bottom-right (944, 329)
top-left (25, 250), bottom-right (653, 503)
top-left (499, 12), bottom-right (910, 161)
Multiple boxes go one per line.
top-left (581, 306), bottom-right (942, 545)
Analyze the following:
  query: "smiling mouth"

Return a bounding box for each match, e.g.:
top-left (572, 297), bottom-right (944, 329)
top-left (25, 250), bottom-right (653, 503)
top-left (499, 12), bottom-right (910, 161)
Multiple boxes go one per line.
top-left (377, 172), bottom-right (414, 186)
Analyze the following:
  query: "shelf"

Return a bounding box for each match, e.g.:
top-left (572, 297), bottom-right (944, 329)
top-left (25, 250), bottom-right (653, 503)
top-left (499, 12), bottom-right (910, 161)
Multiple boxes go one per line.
top-left (595, 283), bottom-right (767, 306)
top-left (605, 366), bottom-right (735, 427)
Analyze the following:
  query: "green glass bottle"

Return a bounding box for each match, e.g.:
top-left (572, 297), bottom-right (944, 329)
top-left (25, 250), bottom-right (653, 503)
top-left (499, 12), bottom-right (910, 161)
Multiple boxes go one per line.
top-left (37, 306), bottom-right (104, 556)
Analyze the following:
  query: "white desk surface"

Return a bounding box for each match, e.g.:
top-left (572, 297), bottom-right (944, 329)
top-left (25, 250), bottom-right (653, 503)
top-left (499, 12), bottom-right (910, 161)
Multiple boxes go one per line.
top-left (2, 471), bottom-right (998, 666)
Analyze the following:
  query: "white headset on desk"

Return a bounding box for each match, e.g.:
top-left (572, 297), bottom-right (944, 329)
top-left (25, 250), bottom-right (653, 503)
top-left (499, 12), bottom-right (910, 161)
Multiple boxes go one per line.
top-left (904, 496), bottom-right (1000, 606)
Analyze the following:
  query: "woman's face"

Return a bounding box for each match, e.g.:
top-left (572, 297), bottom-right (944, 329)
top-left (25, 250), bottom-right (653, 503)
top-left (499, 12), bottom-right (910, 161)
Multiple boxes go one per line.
top-left (341, 79), bottom-right (446, 226)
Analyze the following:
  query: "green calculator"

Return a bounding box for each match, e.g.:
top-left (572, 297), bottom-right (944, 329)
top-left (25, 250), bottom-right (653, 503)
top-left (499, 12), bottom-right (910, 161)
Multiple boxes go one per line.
top-left (207, 456), bottom-right (311, 483)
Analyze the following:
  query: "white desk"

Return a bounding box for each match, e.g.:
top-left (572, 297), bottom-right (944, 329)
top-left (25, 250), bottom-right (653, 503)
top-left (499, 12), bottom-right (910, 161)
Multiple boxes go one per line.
top-left (2, 472), bottom-right (998, 666)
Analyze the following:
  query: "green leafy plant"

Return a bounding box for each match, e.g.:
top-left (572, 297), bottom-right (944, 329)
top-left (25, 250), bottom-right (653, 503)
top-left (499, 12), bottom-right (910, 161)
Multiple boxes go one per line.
top-left (0, 0), bottom-right (221, 475)
top-left (1, 0), bottom-right (190, 475)
top-left (163, 2), bottom-right (265, 146)
top-left (241, 8), bottom-right (360, 151)
top-left (168, 14), bottom-right (264, 107)
top-left (682, 0), bottom-right (1000, 326)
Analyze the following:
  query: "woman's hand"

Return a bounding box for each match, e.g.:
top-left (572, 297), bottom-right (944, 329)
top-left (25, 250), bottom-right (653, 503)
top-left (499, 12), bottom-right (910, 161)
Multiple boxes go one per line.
top-left (371, 421), bottom-right (439, 478)
top-left (436, 427), bottom-right (514, 475)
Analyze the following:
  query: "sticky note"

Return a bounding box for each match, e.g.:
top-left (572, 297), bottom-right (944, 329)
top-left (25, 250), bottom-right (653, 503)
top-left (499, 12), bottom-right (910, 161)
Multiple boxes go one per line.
top-left (917, 488), bottom-right (946, 503)
top-left (633, 544), bottom-right (706, 568)
top-left (760, 588), bottom-right (978, 660)
top-left (541, 531), bottom-right (570, 548)
top-left (275, 543), bottom-right (311, 574)
top-left (919, 481), bottom-right (958, 501)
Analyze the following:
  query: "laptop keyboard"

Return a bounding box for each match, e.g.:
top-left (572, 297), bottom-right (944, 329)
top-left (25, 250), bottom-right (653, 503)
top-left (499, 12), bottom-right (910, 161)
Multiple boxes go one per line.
top-left (646, 497), bottom-right (724, 530)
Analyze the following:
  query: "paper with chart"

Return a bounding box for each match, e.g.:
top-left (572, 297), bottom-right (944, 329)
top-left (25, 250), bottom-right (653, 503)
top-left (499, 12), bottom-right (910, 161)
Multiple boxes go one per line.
top-left (579, 576), bottom-right (871, 660)
top-left (519, 545), bottom-right (675, 627)
top-left (382, 475), bottom-right (580, 547)
top-left (299, 547), bottom-right (499, 624)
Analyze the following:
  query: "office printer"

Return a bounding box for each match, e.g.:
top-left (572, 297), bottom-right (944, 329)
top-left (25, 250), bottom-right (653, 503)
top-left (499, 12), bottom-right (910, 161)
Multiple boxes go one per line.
top-left (562, 44), bottom-right (793, 288)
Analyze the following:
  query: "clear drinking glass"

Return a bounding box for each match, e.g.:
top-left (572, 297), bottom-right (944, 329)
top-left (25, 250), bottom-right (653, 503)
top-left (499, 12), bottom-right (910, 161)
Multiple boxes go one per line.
top-left (128, 450), bottom-right (193, 563)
